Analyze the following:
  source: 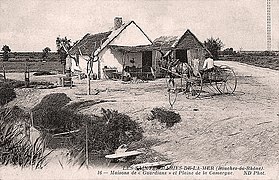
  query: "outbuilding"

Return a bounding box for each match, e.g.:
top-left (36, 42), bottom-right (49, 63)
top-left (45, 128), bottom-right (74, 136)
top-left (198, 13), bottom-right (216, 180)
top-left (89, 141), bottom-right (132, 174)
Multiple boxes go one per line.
top-left (153, 29), bottom-right (211, 71)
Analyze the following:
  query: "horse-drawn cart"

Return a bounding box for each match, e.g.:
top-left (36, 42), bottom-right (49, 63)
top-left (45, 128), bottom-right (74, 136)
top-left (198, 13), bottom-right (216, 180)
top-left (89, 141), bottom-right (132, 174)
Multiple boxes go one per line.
top-left (161, 60), bottom-right (237, 106)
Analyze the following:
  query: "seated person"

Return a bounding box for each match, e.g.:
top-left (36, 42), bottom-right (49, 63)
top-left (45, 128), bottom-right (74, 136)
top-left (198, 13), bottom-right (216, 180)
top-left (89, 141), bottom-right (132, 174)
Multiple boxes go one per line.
top-left (202, 54), bottom-right (214, 72)
top-left (122, 66), bottom-right (131, 81)
top-left (201, 54), bottom-right (214, 80)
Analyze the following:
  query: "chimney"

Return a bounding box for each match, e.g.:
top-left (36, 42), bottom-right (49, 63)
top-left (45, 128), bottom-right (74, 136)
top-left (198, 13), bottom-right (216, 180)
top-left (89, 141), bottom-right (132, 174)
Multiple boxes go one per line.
top-left (114, 17), bottom-right (123, 30)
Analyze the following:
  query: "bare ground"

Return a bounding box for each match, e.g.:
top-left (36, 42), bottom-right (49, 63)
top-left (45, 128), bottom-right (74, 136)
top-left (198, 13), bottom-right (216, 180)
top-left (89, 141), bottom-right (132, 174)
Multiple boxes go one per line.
top-left (3, 61), bottom-right (279, 178)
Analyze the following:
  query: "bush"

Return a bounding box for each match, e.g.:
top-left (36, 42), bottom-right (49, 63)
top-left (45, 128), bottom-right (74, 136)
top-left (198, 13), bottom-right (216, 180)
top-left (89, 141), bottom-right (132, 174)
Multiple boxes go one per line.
top-left (0, 79), bottom-right (55, 89)
top-left (33, 93), bottom-right (71, 110)
top-left (0, 80), bottom-right (26, 88)
top-left (0, 84), bottom-right (16, 106)
top-left (34, 108), bottom-right (85, 133)
top-left (148, 107), bottom-right (181, 127)
top-left (73, 108), bottom-right (143, 155)
top-left (33, 71), bottom-right (54, 76)
top-left (32, 93), bottom-right (72, 132)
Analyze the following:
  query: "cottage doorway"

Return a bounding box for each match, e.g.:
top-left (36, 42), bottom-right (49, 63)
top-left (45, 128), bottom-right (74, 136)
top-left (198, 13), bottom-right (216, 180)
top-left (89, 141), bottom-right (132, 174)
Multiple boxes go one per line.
top-left (175, 49), bottom-right (188, 63)
top-left (142, 51), bottom-right (152, 72)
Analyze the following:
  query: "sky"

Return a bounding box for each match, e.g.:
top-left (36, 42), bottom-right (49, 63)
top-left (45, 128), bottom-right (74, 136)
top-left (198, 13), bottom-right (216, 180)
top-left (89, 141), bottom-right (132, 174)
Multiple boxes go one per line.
top-left (0, 0), bottom-right (279, 52)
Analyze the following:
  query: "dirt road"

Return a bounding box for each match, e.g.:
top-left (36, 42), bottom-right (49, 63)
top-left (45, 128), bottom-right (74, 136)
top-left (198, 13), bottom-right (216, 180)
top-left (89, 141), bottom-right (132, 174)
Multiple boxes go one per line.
top-left (6, 61), bottom-right (279, 177)
top-left (152, 61), bottom-right (279, 166)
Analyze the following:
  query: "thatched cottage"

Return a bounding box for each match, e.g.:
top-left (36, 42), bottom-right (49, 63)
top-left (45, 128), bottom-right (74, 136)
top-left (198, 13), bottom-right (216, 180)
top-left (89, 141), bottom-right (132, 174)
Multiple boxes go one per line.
top-left (68, 17), bottom-right (156, 79)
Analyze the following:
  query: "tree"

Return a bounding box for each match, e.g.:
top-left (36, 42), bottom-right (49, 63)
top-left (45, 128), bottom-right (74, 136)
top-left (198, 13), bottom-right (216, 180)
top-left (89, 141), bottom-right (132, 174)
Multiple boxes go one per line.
top-left (56, 37), bottom-right (73, 74)
top-left (223, 47), bottom-right (235, 56)
top-left (204, 37), bottom-right (224, 59)
top-left (1, 45), bottom-right (11, 61)
top-left (42, 47), bottom-right (51, 61)
top-left (56, 37), bottom-right (72, 65)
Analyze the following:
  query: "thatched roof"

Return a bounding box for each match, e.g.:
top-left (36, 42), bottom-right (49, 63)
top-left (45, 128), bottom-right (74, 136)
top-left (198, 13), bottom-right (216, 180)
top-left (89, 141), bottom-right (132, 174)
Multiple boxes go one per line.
top-left (153, 36), bottom-right (179, 49)
top-left (69, 20), bottom-right (153, 56)
top-left (69, 31), bottom-right (112, 56)
top-left (153, 29), bottom-right (211, 56)
top-left (154, 30), bottom-right (204, 49)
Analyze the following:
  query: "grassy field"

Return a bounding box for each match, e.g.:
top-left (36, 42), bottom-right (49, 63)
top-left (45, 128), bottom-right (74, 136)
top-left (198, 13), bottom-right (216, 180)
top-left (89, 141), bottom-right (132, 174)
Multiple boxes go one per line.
top-left (1, 61), bottom-right (63, 73)
top-left (221, 55), bottom-right (279, 70)
top-left (2, 55), bottom-right (278, 75)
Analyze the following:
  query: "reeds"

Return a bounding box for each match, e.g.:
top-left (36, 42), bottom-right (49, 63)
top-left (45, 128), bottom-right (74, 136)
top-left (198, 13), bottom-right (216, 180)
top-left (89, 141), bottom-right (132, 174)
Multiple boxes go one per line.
top-left (0, 110), bottom-right (51, 169)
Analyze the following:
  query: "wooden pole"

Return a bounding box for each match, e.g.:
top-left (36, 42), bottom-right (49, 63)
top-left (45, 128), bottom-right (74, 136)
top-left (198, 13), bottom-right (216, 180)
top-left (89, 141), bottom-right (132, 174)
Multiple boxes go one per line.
top-left (87, 73), bottom-right (91, 95)
top-left (30, 111), bottom-right (34, 169)
top-left (62, 64), bottom-right (65, 74)
top-left (85, 123), bottom-right (89, 169)
top-left (2, 59), bottom-right (6, 82)
top-left (70, 71), bottom-right (73, 89)
top-left (52, 129), bottom-right (80, 137)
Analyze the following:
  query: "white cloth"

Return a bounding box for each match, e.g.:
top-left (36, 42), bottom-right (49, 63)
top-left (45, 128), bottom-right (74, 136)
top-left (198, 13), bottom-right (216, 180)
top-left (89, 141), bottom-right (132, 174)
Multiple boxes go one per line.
top-left (203, 57), bottom-right (214, 70)
top-left (192, 58), bottom-right (200, 75)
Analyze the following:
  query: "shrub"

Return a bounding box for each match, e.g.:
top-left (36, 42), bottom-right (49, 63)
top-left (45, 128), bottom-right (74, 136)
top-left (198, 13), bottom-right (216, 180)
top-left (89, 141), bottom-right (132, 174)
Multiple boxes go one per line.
top-left (32, 93), bottom-right (72, 132)
top-left (33, 71), bottom-right (54, 76)
top-left (0, 84), bottom-right (16, 106)
top-left (33, 93), bottom-right (71, 110)
top-left (0, 80), bottom-right (26, 88)
top-left (73, 108), bottom-right (143, 155)
top-left (0, 79), bottom-right (55, 89)
top-left (148, 107), bottom-right (181, 127)
top-left (34, 108), bottom-right (85, 133)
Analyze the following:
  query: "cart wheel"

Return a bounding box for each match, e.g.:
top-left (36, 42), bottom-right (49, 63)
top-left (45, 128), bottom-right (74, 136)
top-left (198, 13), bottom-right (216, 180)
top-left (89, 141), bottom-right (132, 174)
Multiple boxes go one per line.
top-left (215, 66), bottom-right (237, 94)
top-left (184, 72), bottom-right (203, 99)
top-left (167, 78), bottom-right (178, 108)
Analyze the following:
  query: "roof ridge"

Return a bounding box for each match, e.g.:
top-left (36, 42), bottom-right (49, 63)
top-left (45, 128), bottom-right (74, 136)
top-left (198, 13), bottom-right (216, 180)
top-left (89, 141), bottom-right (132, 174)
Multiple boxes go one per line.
top-left (69, 20), bottom-right (152, 56)
top-left (94, 20), bottom-right (153, 56)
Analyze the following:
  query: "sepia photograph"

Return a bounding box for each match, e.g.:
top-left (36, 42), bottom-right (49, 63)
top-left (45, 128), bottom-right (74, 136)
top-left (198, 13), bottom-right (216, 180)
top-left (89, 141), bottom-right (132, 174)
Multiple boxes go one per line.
top-left (0, 0), bottom-right (278, 179)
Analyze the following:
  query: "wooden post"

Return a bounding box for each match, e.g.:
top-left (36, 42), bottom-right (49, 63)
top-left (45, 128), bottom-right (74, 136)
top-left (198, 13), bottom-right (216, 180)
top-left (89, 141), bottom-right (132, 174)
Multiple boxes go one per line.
top-left (87, 73), bottom-right (91, 95)
top-left (61, 77), bottom-right (64, 87)
top-left (25, 62), bottom-right (30, 87)
top-left (30, 111), bottom-right (34, 169)
top-left (62, 64), bottom-right (65, 74)
top-left (154, 51), bottom-right (157, 77)
top-left (30, 111), bottom-right (34, 127)
top-left (70, 71), bottom-right (73, 89)
top-left (2, 59), bottom-right (6, 82)
top-left (97, 58), bottom-right (101, 80)
top-left (85, 123), bottom-right (89, 169)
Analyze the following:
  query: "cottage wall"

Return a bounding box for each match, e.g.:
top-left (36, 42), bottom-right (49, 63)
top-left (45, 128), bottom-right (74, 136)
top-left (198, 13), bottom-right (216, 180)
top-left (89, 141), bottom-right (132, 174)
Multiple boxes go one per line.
top-left (97, 22), bottom-right (152, 79)
top-left (68, 55), bottom-right (98, 75)
top-left (99, 47), bottom-right (143, 78)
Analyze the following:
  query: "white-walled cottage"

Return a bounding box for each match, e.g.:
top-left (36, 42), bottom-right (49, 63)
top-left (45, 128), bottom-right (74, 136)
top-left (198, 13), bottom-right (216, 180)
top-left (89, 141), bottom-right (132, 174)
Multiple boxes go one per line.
top-left (68, 17), bottom-right (155, 79)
